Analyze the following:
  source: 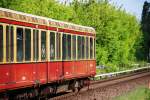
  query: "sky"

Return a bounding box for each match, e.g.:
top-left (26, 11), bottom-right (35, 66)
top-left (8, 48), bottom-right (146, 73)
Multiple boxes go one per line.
top-left (59, 0), bottom-right (150, 20)
top-left (109, 0), bottom-right (150, 20)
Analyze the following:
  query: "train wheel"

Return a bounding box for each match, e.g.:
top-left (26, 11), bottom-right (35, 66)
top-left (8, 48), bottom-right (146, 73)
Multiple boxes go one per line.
top-left (0, 93), bottom-right (9, 100)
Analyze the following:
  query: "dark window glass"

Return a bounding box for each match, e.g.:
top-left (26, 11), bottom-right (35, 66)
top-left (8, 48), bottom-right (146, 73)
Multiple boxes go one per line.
top-left (17, 28), bottom-right (23, 62)
top-left (33, 30), bottom-right (39, 61)
top-left (90, 38), bottom-right (93, 59)
top-left (94, 38), bottom-right (95, 59)
top-left (50, 32), bottom-right (55, 60)
top-left (41, 31), bottom-right (46, 61)
top-left (6, 26), bottom-right (14, 62)
top-left (86, 37), bottom-right (89, 59)
top-left (62, 34), bottom-right (67, 60)
top-left (56, 33), bottom-right (61, 60)
top-left (6, 26), bottom-right (10, 61)
top-left (82, 37), bottom-right (85, 59)
top-left (78, 36), bottom-right (82, 59)
top-left (25, 29), bottom-right (31, 61)
top-left (67, 35), bottom-right (71, 60)
top-left (0, 25), bottom-right (3, 62)
top-left (72, 35), bottom-right (76, 60)
top-left (10, 26), bottom-right (14, 62)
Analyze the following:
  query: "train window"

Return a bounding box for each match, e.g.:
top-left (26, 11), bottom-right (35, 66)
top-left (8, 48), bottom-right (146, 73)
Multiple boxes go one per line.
top-left (86, 37), bottom-right (89, 59)
top-left (56, 33), bottom-right (61, 60)
top-left (90, 37), bottom-right (93, 59)
top-left (10, 26), bottom-right (14, 62)
top-left (6, 26), bottom-right (14, 62)
top-left (94, 38), bottom-right (95, 59)
top-left (25, 28), bottom-right (31, 61)
top-left (78, 36), bottom-right (82, 59)
top-left (33, 30), bottom-right (39, 61)
top-left (62, 34), bottom-right (67, 60)
top-left (50, 32), bottom-right (55, 60)
top-left (0, 25), bottom-right (3, 62)
top-left (67, 34), bottom-right (71, 60)
top-left (17, 28), bottom-right (23, 62)
top-left (72, 35), bottom-right (76, 60)
top-left (82, 37), bottom-right (85, 59)
top-left (41, 31), bottom-right (46, 61)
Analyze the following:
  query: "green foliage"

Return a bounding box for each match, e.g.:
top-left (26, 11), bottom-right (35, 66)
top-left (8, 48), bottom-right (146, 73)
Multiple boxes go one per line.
top-left (0, 0), bottom-right (143, 72)
top-left (70, 0), bottom-right (142, 70)
top-left (115, 87), bottom-right (149, 100)
top-left (141, 1), bottom-right (150, 61)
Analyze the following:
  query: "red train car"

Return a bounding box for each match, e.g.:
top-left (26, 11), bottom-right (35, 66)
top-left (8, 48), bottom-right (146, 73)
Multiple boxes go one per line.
top-left (0, 7), bottom-right (96, 99)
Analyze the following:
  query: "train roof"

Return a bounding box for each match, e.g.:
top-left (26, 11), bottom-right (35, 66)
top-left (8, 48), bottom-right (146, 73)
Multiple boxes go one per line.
top-left (0, 7), bottom-right (96, 34)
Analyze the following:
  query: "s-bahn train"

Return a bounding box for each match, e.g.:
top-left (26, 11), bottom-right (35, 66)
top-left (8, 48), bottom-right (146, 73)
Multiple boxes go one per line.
top-left (0, 8), bottom-right (96, 99)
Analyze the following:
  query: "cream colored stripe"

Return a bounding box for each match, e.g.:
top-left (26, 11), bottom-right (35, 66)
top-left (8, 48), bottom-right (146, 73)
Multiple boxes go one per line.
top-left (14, 26), bottom-right (17, 63)
top-left (47, 30), bottom-right (50, 61)
top-left (60, 33), bottom-right (62, 60)
top-left (39, 30), bottom-right (41, 61)
top-left (55, 32), bottom-right (56, 60)
top-left (3, 24), bottom-right (6, 63)
top-left (31, 29), bottom-right (33, 62)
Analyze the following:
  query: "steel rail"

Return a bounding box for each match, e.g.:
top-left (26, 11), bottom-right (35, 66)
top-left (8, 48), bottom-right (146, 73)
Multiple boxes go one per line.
top-left (50, 67), bottom-right (150, 100)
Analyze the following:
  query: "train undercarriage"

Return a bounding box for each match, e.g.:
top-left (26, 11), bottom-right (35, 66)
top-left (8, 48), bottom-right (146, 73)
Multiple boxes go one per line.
top-left (0, 78), bottom-right (90, 100)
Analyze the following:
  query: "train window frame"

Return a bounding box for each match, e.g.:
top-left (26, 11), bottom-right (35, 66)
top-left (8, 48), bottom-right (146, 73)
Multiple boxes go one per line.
top-left (41, 30), bottom-right (47, 61)
top-left (25, 28), bottom-right (32, 61)
top-left (81, 36), bottom-right (85, 60)
top-left (85, 36), bottom-right (89, 60)
top-left (62, 33), bottom-right (67, 61)
top-left (0, 23), bottom-right (16, 64)
top-left (62, 32), bottom-right (72, 61)
top-left (77, 35), bottom-right (82, 60)
top-left (16, 26), bottom-right (33, 63)
top-left (72, 34), bottom-right (77, 60)
top-left (94, 38), bottom-right (96, 59)
top-left (16, 26), bottom-right (24, 62)
top-left (67, 34), bottom-right (71, 60)
top-left (33, 29), bottom-right (39, 62)
top-left (56, 32), bottom-right (62, 61)
top-left (49, 31), bottom-right (56, 61)
top-left (0, 24), bottom-right (4, 63)
top-left (90, 37), bottom-right (94, 59)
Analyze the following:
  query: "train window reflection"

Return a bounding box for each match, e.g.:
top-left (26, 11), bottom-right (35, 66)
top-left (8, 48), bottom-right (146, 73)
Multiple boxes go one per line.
top-left (86, 37), bottom-right (89, 59)
top-left (72, 35), bottom-right (76, 60)
top-left (90, 37), bottom-right (93, 59)
top-left (82, 37), bottom-right (85, 59)
top-left (17, 28), bottom-right (23, 62)
top-left (33, 30), bottom-right (39, 61)
top-left (67, 34), bottom-right (71, 60)
top-left (0, 25), bottom-right (3, 62)
top-left (56, 33), bottom-right (61, 60)
top-left (6, 26), bottom-right (13, 62)
top-left (41, 31), bottom-right (46, 61)
top-left (50, 32), bottom-right (55, 60)
top-left (78, 36), bottom-right (82, 59)
top-left (25, 28), bottom-right (31, 61)
top-left (62, 34), bottom-right (67, 60)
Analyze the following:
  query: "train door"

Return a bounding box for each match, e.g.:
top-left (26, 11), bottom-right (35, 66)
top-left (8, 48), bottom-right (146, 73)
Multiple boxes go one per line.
top-left (5, 25), bottom-right (14, 84)
top-left (33, 29), bottom-right (40, 83)
top-left (48, 32), bottom-right (63, 81)
top-left (56, 32), bottom-right (63, 80)
top-left (0, 24), bottom-right (13, 85)
top-left (86, 36), bottom-right (90, 74)
top-left (62, 33), bottom-right (73, 78)
top-left (33, 29), bottom-right (48, 84)
top-left (72, 35), bottom-right (77, 77)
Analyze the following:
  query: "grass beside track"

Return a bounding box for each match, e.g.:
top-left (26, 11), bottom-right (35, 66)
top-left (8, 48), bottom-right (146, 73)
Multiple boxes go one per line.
top-left (114, 87), bottom-right (150, 100)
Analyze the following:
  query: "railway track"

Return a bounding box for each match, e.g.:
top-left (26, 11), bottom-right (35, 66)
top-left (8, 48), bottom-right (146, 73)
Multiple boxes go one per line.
top-left (50, 67), bottom-right (150, 100)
